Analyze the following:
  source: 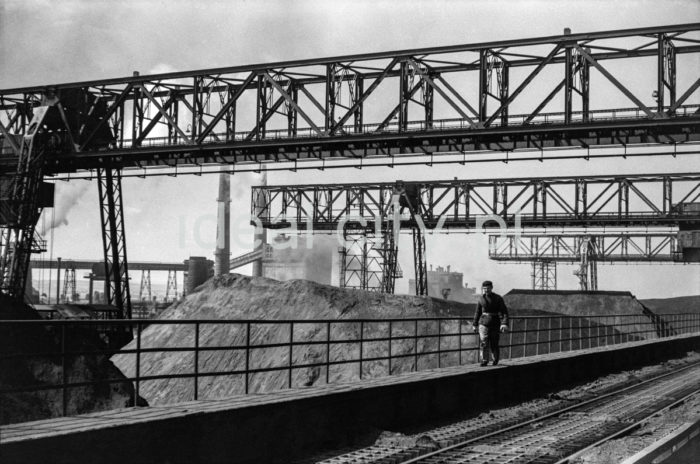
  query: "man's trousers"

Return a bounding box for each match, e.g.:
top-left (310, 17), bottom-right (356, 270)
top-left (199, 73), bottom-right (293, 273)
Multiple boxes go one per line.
top-left (478, 324), bottom-right (500, 364)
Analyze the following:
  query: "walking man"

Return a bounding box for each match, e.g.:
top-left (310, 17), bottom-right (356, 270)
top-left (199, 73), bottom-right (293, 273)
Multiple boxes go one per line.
top-left (472, 280), bottom-right (509, 366)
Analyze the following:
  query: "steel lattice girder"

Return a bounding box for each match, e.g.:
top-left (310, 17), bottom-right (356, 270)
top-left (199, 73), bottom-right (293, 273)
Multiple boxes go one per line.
top-left (1, 23), bottom-right (700, 176)
top-left (488, 232), bottom-right (688, 262)
top-left (251, 173), bottom-right (700, 231)
top-left (97, 168), bottom-right (132, 319)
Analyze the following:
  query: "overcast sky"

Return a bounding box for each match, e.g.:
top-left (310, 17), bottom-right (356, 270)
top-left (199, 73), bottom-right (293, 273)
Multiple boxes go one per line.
top-left (2, 0), bottom-right (699, 298)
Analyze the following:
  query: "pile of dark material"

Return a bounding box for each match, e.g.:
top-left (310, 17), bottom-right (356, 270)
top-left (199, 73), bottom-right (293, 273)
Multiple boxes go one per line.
top-left (0, 295), bottom-right (136, 425)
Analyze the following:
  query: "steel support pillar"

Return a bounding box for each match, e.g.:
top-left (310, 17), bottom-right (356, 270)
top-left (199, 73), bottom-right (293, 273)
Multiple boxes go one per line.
top-left (412, 227), bottom-right (428, 296)
top-left (479, 50), bottom-right (509, 125)
top-left (0, 106), bottom-right (52, 305)
top-left (338, 232), bottom-right (384, 291)
top-left (574, 237), bottom-right (599, 291)
top-left (165, 269), bottom-right (178, 302)
top-left (565, 33), bottom-right (590, 124)
top-left (61, 267), bottom-right (76, 303)
top-left (139, 269), bottom-right (152, 302)
top-left (97, 167), bottom-right (132, 319)
top-left (657, 34), bottom-right (676, 113)
top-left (531, 259), bottom-right (557, 290)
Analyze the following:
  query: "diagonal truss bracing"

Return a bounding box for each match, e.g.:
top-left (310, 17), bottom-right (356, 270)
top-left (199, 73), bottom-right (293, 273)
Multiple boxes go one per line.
top-left (1, 23), bottom-right (700, 176)
top-left (488, 232), bottom-right (689, 262)
top-left (251, 173), bottom-right (700, 231)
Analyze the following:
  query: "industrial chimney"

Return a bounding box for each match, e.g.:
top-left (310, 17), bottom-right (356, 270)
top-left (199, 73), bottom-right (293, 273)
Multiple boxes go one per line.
top-left (252, 171), bottom-right (268, 277)
top-left (214, 168), bottom-right (231, 276)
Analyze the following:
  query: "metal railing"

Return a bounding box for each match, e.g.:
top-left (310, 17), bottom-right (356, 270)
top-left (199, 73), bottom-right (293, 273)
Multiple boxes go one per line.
top-left (1, 312), bottom-right (698, 419)
top-left (102, 103), bottom-right (700, 150)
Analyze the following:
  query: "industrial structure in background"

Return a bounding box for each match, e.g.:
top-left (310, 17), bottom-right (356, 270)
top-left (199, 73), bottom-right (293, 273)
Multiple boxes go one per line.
top-left (252, 173), bottom-right (700, 295)
top-left (2, 24), bottom-right (700, 318)
top-left (489, 231), bottom-right (700, 290)
top-left (408, 265), bottom-right (478, 303)
top-left (214, 168), bottom-right (231, 277)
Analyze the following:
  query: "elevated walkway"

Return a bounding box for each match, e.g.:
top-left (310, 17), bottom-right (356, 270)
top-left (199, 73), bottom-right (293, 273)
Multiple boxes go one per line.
top-left (2, 332), bottom-right (699, 464)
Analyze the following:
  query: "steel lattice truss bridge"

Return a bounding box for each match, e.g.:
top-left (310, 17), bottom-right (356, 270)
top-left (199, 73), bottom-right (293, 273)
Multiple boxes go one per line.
top-left (1, 23), bottom-right (700, 314)
top-left (251, 173), bottom-right (700, 293)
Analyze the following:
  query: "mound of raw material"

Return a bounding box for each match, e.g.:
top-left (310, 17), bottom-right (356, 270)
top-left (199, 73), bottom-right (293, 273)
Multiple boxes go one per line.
top-left (0, 295), bottom-right (136, 425)
top-left (112, 274), bottom-right (479, 405)
top-left (154, 273), bottom-right (474, 320)
top-left (504, 289), bottom-right (667, 339)
top-left (640, 295), bottom-right (700, 315)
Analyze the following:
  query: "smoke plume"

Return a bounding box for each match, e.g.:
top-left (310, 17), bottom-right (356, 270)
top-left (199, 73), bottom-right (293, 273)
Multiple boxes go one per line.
top-left (38, 181), bottom-right (90, 236)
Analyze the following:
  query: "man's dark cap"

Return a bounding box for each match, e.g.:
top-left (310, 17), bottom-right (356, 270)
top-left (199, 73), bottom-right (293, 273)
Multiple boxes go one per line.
top-left (482, 280), bottom-right (493, 287)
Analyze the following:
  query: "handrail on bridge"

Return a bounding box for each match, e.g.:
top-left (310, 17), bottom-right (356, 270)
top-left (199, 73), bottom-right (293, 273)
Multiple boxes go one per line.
top-left (1, 312), bottom-right (698, 420)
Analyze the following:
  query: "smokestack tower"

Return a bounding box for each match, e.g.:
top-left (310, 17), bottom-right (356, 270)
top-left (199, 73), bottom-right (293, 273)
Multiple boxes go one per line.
top-left (252, 171), bottom-right (268, 277)
top-left (214, 169), bottom-right (231, 276)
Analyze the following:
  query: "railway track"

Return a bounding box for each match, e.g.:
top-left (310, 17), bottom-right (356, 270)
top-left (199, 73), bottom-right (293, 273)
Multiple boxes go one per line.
top-left (309, 361), bottom-right (700, 464)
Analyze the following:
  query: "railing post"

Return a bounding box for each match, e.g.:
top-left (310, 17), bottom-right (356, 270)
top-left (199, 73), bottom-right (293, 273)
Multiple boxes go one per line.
top-left (388, 321), bottom-right (393, 376)
top-left (523, 318), bottom-right (529, 357)
top-left (547, 317), bottom-right (552, 354)
top-left (194, 322), bottom-right (200, 401)
top-left (288, 322), bottom-right (294, 389)
top-left (568, 316), bottom-right (573, 352)
top-left (359, 321), bottom-right (364, 380)
top-left (437, 319), bottom-right (442, 368)
top-left (414, 319), bottom-right (418, 372)
top-left (508, 319), bottom-right (513, 359)
top-left (135, 321), bottom-right (141, 406)
top-left (578, 317), bottom-right (583, 349)
top-left (245, 322), bottom-right (251, 394)
top-left (458, 319), bottom-right (463, 365)
top-left (535, 317), bottom-right (541, 356)
top-left (559, 316), bottom-right (563, 352)
top-left (326, 321), bottom-right (331, 384)
top-left (61, 324), bottom-right (67, 417)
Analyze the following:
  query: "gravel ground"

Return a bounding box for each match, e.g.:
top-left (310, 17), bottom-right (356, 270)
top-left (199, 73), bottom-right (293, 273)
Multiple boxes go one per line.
top-left (306, 351), bottom-right (700, 463)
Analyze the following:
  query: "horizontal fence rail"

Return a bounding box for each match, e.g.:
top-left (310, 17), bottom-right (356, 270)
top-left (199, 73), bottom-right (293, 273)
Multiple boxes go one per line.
top-left (1, 313), bottom-right (699, 420)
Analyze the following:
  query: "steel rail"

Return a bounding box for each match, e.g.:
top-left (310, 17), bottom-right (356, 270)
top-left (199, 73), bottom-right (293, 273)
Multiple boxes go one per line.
top-left (396, 361), bottom-right (700, 464)
top-left (388, 362), bottom-right (700, 464)
top-left (554, 388), bottom-right (700, 464)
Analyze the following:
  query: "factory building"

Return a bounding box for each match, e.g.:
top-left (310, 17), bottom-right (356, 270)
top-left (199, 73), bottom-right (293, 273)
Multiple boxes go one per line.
top-left (408, 265), bottom-right (478, 303)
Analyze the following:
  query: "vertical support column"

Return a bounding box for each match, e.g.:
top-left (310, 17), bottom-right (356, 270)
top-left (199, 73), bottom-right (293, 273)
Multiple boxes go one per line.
top-left (499, 64), bottom-right (509, 126)
top-left (191, 76), bottom-right (199, 140)
top-left (657, 34), bottom-right (676, 113)
top-left (226, 85), bottom-right (237, 140)
top-left (423, 74), bottom-right (434, 129)
top-left (478, 50), bottom-right (508, 126)
top-left (531, 260), bottom-right (556, 290)
top-left (354, 77), bottom-right (364, 132)
top-left (131, 72), bottom-right (145, 147)
top-left (575, 178), bottom-right (587, 218)
top-left (325, 64), bottom-right (337, 133)
top-left (256, 75), bottom-right (268, 141)
top-left (139, 270), bottom-right (152, 302)
top-left (287, 83), bottom-right (298, 137)
top-left (564, 40), bottom-right (574, 125)
top-left (663, 176), bottom-right (672, 215)
top-left (165, 269), bottom-right (177, 302)
top-left (579, 53), bottom-right (590, 122)
top-left (0, 106), bottom-right (51, 304)
top-left (97, 167), bottom-right (132, 319)
top-left (398, 61), bottom-right (409, 132)
top-left (478, 49), bottom-right (489, 123)
top-left (379, 226), bottom-right (398, 294)
top-left (412, 227), bottom-right (428, 296)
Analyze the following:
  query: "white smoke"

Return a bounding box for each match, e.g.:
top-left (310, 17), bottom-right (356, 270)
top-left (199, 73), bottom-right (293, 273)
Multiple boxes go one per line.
top-left (38, 181), bottom-right (90, 236)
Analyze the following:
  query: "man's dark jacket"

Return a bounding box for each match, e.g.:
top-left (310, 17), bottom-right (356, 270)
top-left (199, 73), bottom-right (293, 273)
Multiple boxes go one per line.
top-left (472, 293), bottom-right (509, 328)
